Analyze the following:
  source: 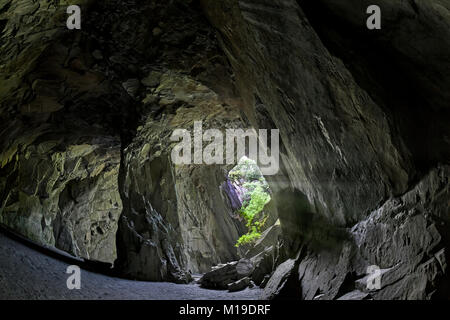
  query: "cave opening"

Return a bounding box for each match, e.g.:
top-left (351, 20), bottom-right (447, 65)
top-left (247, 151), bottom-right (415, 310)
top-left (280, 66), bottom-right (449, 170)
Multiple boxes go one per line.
top-left (196, 156), bottom-right (281, 291)
top-left (225, 156), bottom-right (273, 249)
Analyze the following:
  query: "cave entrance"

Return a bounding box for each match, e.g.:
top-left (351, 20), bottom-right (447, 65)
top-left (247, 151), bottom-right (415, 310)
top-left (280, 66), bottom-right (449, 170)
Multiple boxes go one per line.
top-left (225, 156), bottom-right (272, 248)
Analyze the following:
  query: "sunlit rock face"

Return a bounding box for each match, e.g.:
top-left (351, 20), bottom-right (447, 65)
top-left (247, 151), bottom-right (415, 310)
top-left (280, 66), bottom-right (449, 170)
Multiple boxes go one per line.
top-left (0, 0), bottom-right (123, 263)
top-left (0, 128), bottom-right (122, 263)
top-left (200, 0), bottom-right (450, 299)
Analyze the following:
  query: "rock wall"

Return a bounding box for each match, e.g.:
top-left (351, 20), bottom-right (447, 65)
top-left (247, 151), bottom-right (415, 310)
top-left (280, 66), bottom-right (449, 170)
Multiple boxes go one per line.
top-left (0, 0), bottom-right (124, 263)
top-left (0, 128), bottom-right (122, 263)
top-left (116, 71), bottom-right (248, 281)
top-left (0, 0), bottom-right (251, 277)
top-left (0, 0), bottom-right (448, 297)
top-left (200, 0), bottom-right (450, 299)
top-left (262, 166), bottom-right (449, 299)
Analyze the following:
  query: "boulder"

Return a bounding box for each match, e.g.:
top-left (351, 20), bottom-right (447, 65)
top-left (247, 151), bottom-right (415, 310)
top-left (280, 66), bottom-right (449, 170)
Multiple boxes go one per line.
top-left (228, 277), bottom-right (251, 292)
top-left (261, 258), bottom-right (301, 300)
top-left (200, 259), bottom-right (254, 289)
top-left (250, 246), bottom-right (277, 286)
top-left (236, 258), bottom-right (255, 277)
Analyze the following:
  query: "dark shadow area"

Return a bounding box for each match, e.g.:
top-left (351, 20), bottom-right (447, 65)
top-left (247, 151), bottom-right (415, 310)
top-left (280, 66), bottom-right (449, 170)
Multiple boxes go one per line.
top-left (298, 0), bottom-right (450, 185)
top-left (274, 188), bottom-right (350, 259)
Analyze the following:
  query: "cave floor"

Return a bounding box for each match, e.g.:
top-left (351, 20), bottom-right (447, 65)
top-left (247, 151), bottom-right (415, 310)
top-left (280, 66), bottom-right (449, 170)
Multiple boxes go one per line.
top-left (0, 233), bottom-right (261, 300)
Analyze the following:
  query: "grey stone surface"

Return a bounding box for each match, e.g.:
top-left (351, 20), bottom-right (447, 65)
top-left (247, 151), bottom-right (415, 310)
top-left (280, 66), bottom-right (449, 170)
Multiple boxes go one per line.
top-left (260, 257), bottom-right (301, 300)
top-left (337, 290), bottom-right (370, 301)
top-left (0, 232), bottom-right (262, 300)
top-left (250, 246), bottom-right (278, 286)
top-left (0, 0), bottom-right (249, 282)
top-left (0, 128), bottom-right (123, 263)
top-left (245, 221), bottom-right (281, 258)
top-left (201, 0), bottom-right (450, 300)
top-left (228, 277), bottom-right (251, 292)
top-left (200, 259), bottom-right (255, 290)
top-left (263, 166), bottom-right (449, 300)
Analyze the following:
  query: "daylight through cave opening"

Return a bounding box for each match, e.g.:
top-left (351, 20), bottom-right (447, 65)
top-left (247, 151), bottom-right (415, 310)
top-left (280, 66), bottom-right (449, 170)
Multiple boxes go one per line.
top-left (225, 156), bottom-right (272, 249)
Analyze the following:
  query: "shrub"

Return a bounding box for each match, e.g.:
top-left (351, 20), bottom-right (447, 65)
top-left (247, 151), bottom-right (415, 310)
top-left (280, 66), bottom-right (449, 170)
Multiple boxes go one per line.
top-left (228, 157), bottom-right (272, 247)
top-left (235, 231), bottom-right (262, 247)
top-left (235, 185), bottom-right (270, 247)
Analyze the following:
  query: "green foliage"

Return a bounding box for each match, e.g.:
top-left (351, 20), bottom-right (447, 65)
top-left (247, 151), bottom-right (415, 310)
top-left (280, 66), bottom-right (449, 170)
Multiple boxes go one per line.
top-left (235, 185), bottom-right (271, 247)
top-left (228, 157), bottom-right (263, 183)
top-left (228, 157), bottom-right (272, 247)
top-left (235, 231), bottom-right (262, 247)
top-left (239, 185), bottom-right (270, 223)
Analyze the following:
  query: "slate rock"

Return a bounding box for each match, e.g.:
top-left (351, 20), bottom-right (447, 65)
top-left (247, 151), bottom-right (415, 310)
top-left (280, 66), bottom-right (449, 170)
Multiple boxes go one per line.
top-left (228, 277), bottom-right (251, 292)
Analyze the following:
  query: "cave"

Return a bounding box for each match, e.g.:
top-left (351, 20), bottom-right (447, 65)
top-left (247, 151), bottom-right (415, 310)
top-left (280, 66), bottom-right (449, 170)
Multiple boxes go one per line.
top-left (0, 0), bottom-right (449, 302)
